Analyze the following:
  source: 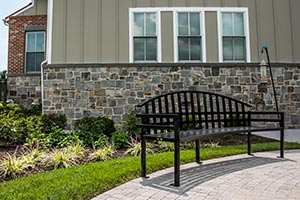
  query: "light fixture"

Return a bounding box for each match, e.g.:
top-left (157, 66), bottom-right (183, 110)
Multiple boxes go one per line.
top-left (260, 43), bottom-right (279, 113)
top-left (259, 53), bottom-right (267, 81)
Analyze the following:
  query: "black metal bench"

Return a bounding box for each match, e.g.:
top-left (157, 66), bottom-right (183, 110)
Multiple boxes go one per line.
top-left (136, 90), bottom-right (284, 186)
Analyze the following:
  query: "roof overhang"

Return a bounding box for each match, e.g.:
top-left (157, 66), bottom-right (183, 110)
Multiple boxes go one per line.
top-left (3, 0), bottom-right (34, 24)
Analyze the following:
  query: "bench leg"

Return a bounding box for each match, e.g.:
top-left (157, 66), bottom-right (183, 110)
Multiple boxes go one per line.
top-left (195, 139), bottom-right (201, 164)
top-left (141, 137), bottom-right (147, 178)
top-left (280, 129), bottom-right (284, 158)
top-left (174, 140), bottom-right (180, 187)
top-left (247, 132), bottom-right (253, 156)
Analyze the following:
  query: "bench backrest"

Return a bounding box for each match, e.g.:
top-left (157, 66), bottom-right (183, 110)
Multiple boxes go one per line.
top-left (136, 90), bottom-right (253, 130)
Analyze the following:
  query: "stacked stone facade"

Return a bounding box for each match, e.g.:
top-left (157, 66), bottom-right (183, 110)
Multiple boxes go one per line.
top-left (42, 64), bottom-right (300, 129)
top-left (7, 15), bottom-right (47, 74)
top-left (7, 74), bottom-right (41, 107)
top-left (6, 15), bottom-right (47, 107)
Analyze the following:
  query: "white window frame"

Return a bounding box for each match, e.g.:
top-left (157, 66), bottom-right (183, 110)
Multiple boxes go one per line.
top-left (129, 7), bottom-right (250, 63)
top-left (129, 8), bottom-right (161, 63)
top-left (25, 31), bottom-right (46, 73)
top-left (173, 9), bottom-right (206, 63)
top-left (217, 8), bottom-right (251, 63)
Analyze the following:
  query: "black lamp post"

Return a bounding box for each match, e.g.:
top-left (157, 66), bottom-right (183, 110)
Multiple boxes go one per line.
top-left (260, 43), bottom-right (279, 113)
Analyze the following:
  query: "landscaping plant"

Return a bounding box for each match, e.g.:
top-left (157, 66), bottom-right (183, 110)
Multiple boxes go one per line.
top-left (0, 153), bottom-right (29, 178)
top-left (89, 145), bottom-right (116, 161)
top-left (125, 137), bottom-right (154, 156)
top-left (111, 129), bottom-right (130, 149)
top-left (43, 148), bottom-right (79, 169)
top-left (74, 116), bottom-right (115, 148)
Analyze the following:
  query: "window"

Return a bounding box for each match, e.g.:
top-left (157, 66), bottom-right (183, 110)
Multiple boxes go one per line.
top-left (221, 12), bottom-right (246, 62)
top-left (25, 32), bottom-right (45, 73)
top-left (177, 12), bottom-right (202, 62)
top-left (133, 12), bottom-right (158, 62)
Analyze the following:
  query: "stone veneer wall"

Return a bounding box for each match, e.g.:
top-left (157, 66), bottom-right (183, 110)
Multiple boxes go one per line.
top-left (7, 74), bottom-right (41, 107)
top-left (42, 64), bottom-right (300, 129)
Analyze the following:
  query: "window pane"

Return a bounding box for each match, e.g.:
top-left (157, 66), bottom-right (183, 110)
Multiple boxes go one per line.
top-left (234, 38), bottom-right (245, 60)
top-left (190, 13), bottom-right (200, 36)
top-left (134, 13), bottom-right (144, 36)
top-left (178, 38), bottom-right (189, 60)
top-left (146, 38), bottom-right (157, 60)
top-left (222, 13), bottom-right (233, 36)
top-left (26, 33), bottom-right (36, 52)
top-left (35, 52), bottom-right (44, 72)
top-left (234, 13), bottom-right (244, 36)
top-left (146, 13), bottom-right (156, 36)
top-left (134, 38), bottom-right (145, 61)
top-left (26, 53), bottom-right (35, 72)
top-left (190, 38), bottom-right (201, 61)
top-left (36, 33), bottom-right (45, 52)
top-left (178, 13), bottom-right (188, 35)
top-left (223, 38), bottom-right (233, 61)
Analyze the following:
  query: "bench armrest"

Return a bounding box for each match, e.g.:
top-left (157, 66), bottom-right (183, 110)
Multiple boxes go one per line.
top-left (249, 111), bottom-right (284, 128)
top-left (136, 113), bottom-right (181, 137)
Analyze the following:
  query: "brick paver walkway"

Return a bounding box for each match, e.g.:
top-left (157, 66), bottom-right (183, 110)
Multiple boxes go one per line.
top-left (93, 150), bottom-right (300, 200)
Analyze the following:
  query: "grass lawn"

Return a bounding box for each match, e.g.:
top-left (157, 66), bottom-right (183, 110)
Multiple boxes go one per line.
top-left (0, 142), bottom-right (300, 200)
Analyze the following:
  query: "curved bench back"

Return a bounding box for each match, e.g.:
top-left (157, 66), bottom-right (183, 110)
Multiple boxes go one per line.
top-left (136, 90), bottom-right (252, 129)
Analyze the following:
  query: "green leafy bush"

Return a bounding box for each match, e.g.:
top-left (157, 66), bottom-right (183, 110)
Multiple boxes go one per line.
top-left (41, 113), bottom-right (67, 135)
top-left (124, 110), bottom-right (140, 136)
top-left (0, 109), bottom-right (39, 145)
top-left (224, 114), bottom-right (249, 127)
top-left (111, 129), bottom-right (130, 149)
top-left (74, 116), bottom-right (115, 148)
top-left (0, 103), bottom-right (22, 117)
top-left (182, 115), bottom-right (202, 130)
top-left (94, 134), bottom-right (109, 150)
top-left (23, 102), bottom-right (42, 117)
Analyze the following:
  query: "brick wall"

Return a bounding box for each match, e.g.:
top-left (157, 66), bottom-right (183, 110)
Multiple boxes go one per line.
top-left (7, 15), bottom-right (47, 74)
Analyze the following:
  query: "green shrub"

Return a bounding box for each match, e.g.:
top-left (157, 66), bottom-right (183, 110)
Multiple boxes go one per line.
top-left (57, 131), bottom-right (82, 148)
top-left (23, 102), bottom-right (42, 117)
top-left (0, 103), bottom-right (22, 117)
top-left (0, 114), bottom-right (39, 145)
top-left (124, 110), bottom-right (140, 136)
top-left (41, 113), bottom-right (67, 135)
top-left (224, 114), bottom-right (249, 127)
top-left (182, 115), bottom-right (202, 130)
top-left (45, 126), bottom-right (67, 148)
top-left (74, 116), bottom-right (115, 148)
top-left (111, 129), bottom-right (130, 149)
top-left (94, 134), bottom-right (109, 150)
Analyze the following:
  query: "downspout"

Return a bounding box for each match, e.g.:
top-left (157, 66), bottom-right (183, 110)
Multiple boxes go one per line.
top-left (41, 59), bottom-right (47, 112)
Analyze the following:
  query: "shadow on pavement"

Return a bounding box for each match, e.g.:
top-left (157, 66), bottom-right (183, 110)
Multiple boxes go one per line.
top-left (140, 156), bottom-right (286, 195)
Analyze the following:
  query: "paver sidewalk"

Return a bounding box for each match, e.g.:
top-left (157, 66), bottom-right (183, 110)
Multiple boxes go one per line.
top-left (92, 150), bottom-right (300, 200)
